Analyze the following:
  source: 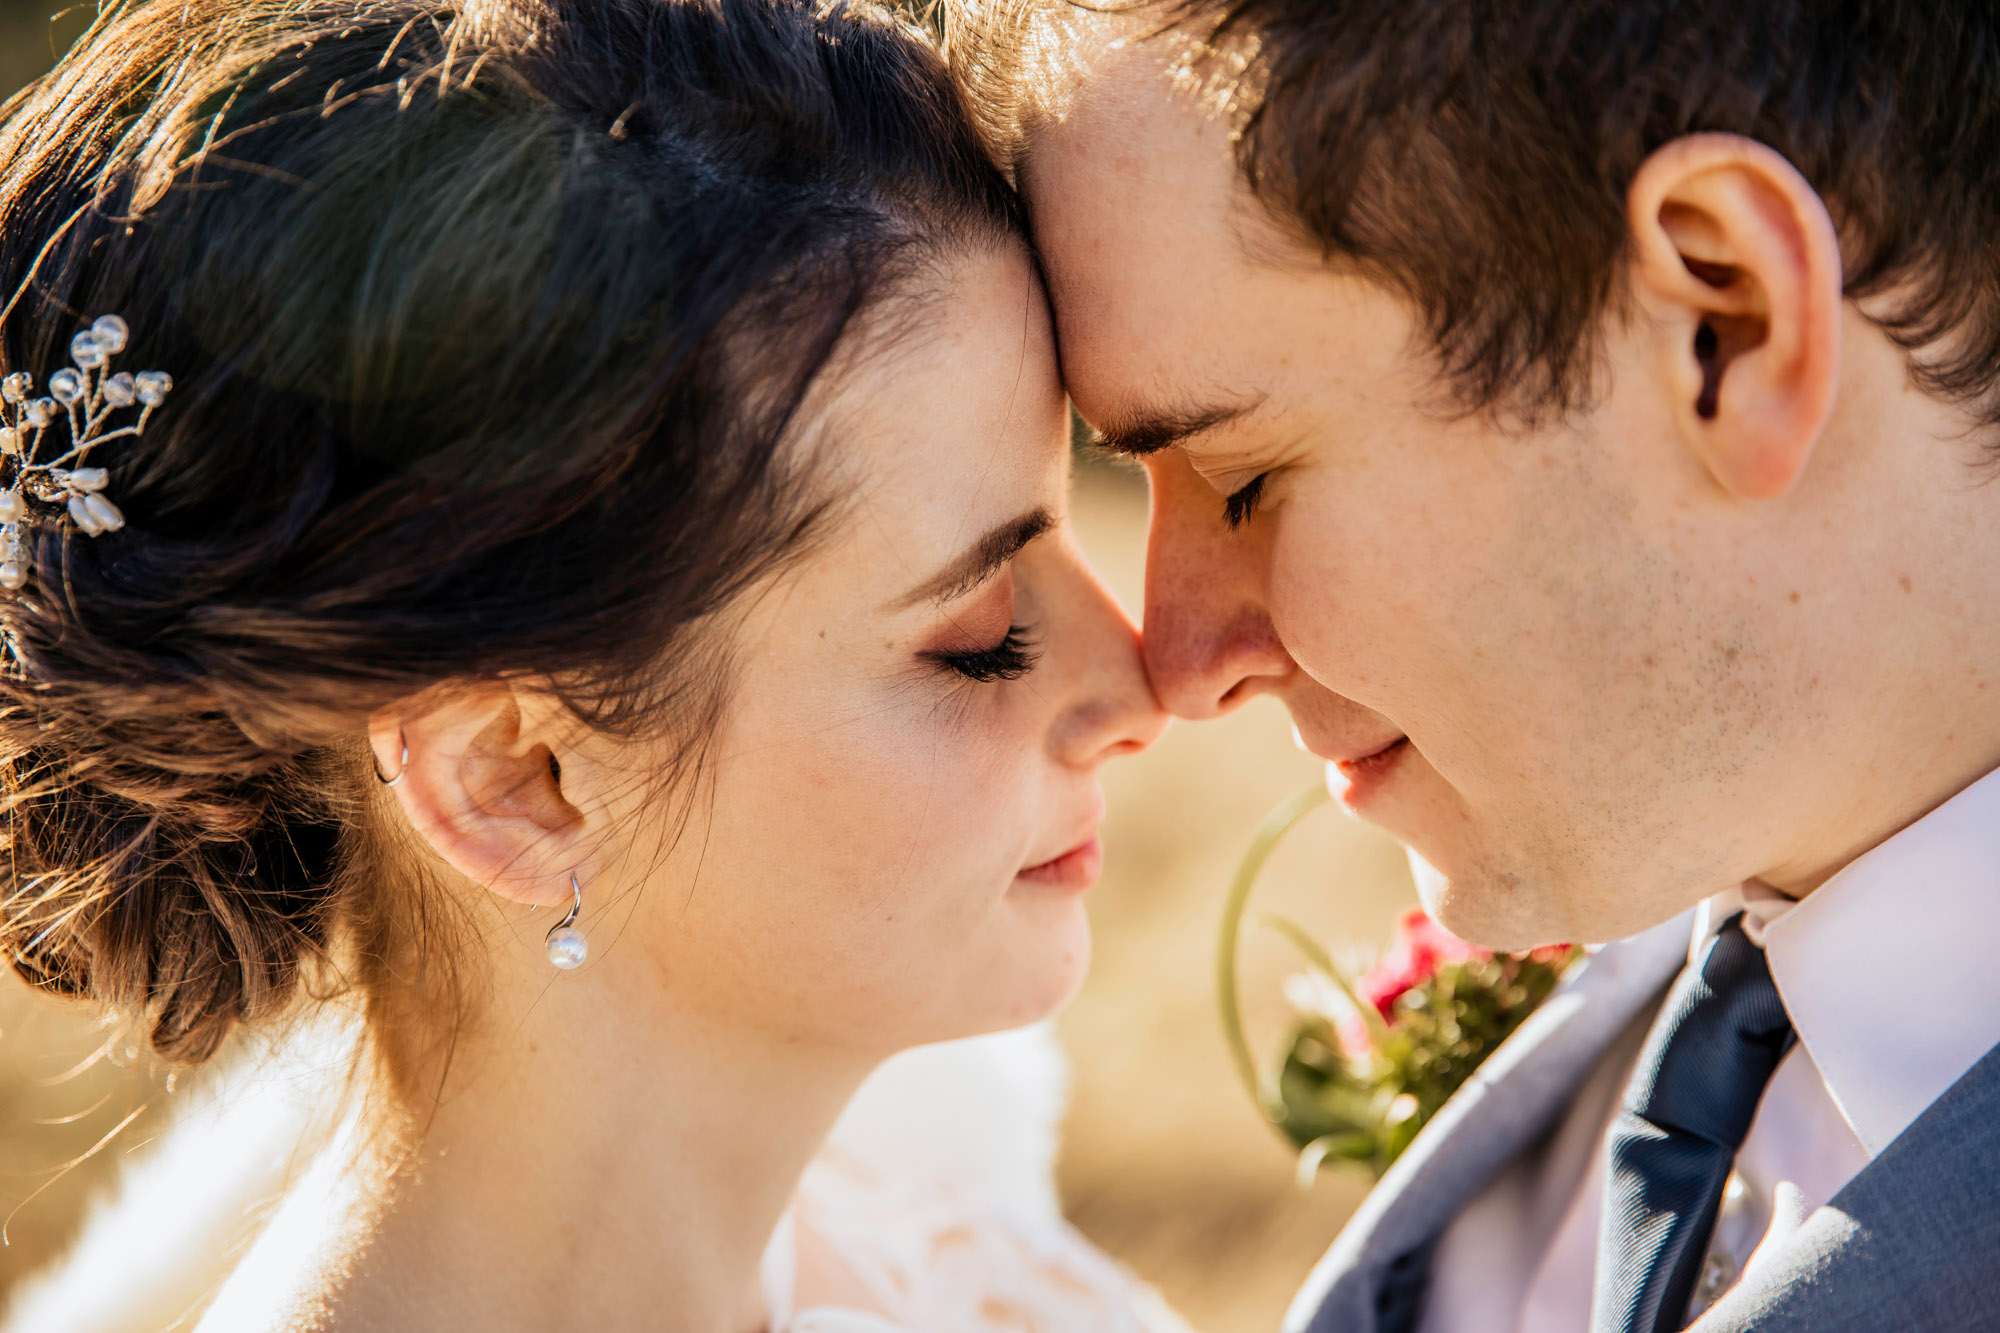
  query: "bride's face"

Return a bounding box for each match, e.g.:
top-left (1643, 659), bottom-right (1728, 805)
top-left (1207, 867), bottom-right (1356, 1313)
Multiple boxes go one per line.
top-left (607, 243), bottom-right (1164, 1052)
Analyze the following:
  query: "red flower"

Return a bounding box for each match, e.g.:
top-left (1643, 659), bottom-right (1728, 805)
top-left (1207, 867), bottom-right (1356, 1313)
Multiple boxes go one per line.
top-left (1357, 908), bottom-right (1491, 1021)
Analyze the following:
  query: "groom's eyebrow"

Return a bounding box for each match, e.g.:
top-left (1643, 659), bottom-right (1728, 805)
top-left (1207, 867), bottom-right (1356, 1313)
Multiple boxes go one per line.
top-left (893, 508), bottom-right (1055, 609)
top-left (1091, 400), bottom-right (1259, 457)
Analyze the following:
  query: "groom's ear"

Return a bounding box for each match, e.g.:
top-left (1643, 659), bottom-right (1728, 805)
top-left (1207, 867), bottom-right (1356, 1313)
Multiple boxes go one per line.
top-left (369, 684), bottom-right (594, 910)
top-left (1625, 133), bottom-right (1844, 500)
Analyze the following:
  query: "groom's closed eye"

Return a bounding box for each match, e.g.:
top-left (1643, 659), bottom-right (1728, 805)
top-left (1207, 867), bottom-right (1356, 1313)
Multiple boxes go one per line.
top-left (1089, 398), bottom-right (1261, 459)
top-left (1222, 474), bottom-right (1268, 529)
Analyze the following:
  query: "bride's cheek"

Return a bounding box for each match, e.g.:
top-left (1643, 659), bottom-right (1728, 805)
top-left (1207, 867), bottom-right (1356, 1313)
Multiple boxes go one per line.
top-left (932, 697), bottom-right (1044, 844)
top-left (875, 713), bottom-right (1037, 903)
top-left (803, 710), bottom-right (1003, 892)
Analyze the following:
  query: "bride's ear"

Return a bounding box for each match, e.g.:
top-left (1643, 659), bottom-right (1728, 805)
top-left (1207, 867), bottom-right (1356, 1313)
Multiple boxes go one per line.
top-left (368, 686), bottom-right (596, 909)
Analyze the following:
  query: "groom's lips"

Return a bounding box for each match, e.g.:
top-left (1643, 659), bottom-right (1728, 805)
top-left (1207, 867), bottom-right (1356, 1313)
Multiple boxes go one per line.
top-left (1324, 736), bottom-right (1411, 809)
top-left (1300, 730), bottom-right (1408, 768)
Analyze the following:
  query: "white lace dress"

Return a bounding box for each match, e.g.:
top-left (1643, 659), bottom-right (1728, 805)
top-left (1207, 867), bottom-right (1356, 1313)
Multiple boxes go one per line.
top-left (764, 1026), bottom-right (1192, 1333)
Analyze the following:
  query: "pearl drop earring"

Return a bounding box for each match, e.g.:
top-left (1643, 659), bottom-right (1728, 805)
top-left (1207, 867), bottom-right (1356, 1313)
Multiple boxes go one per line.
top-left (545, 873), bottom-right (588, 970)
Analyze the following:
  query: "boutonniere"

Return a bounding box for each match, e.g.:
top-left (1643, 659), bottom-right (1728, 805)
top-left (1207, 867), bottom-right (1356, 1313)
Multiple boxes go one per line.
top-left (1218, 786), bottom-right (1580, 1182)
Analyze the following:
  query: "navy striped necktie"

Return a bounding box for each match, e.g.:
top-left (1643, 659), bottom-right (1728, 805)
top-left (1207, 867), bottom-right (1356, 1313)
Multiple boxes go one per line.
top-left (1590, 914), bottom-right (1795, 1333)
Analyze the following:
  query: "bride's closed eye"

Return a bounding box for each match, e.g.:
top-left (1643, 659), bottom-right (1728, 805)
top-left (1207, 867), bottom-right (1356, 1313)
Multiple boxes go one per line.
top-left (925, 624), bottom-right (1041, 683)
top-left (911, 548), bottom-right (1044, 684)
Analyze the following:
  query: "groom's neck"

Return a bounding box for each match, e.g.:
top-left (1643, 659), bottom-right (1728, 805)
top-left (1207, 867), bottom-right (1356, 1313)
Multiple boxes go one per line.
top-left (1739, 402), bottom-right (2000, 899)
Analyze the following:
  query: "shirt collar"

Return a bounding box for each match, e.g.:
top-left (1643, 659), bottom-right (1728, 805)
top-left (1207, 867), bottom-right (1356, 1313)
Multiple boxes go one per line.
top-left (1696, 765), bottom-right (2000, 1158)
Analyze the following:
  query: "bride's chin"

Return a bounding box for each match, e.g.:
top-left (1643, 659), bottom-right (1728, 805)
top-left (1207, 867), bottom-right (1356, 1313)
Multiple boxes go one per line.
top-left (1011, 904), bottom-right (1094, 1021)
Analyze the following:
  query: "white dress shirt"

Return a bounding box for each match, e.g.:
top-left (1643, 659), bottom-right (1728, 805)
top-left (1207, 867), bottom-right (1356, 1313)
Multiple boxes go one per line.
top-left (1418, 765), bottom-right (2000, 1333)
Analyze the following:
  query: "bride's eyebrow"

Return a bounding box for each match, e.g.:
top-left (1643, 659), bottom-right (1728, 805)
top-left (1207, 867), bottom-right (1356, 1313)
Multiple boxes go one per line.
top-left (891, 508), bottom-right (1053, 610)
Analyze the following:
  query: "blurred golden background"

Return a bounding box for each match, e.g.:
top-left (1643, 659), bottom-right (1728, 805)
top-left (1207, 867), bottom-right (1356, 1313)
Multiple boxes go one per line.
top-left (1060, 466), bottom-right (1416, 1332)
top-left (0, 13), bottom-right (1421, 1329)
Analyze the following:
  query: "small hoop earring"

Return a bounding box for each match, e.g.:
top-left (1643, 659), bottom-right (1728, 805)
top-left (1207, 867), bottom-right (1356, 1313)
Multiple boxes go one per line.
top-left (544, 873), bottom-right (588, 970)
top-left (373, 732), bottom-right (409, 787)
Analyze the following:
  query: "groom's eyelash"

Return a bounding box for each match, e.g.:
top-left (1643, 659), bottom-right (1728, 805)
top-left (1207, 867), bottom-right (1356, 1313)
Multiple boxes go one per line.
top-left (1223, 474), bottom-right (1268, 529)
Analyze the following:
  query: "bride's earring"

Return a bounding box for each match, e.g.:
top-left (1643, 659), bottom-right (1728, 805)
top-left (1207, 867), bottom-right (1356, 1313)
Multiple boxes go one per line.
top-left (544, 872), bottom-right (589, 970)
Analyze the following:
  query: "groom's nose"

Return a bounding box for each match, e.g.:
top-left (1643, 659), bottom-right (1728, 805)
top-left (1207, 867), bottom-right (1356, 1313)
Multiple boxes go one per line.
top-left (1140, 452), bottom-right (1296, 720)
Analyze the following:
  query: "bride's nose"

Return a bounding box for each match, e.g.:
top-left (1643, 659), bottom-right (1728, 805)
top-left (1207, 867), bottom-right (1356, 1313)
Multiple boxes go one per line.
top-left (1045, 540), bottom-right (1168, 768)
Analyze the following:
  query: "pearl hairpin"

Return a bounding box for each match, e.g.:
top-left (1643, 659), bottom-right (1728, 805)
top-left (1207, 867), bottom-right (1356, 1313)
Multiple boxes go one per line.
top-left (0, 315), bottom-right (173, 593)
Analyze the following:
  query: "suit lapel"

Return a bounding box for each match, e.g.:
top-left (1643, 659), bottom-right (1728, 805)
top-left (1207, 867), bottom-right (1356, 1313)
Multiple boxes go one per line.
top-left (1692, 1037), bottom-right (2000, 1333)
top-left (1288, 911), bottom-right (1693, 1333)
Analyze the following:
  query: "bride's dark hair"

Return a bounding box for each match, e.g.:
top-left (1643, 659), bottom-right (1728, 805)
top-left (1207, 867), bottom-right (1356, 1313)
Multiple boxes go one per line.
top-left (0, 0), bottom-right (1021, 1064)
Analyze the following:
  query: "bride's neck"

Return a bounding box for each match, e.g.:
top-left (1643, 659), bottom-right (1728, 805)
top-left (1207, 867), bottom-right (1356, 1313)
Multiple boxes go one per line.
top-left (320, 967), bottom-right (874, 1333)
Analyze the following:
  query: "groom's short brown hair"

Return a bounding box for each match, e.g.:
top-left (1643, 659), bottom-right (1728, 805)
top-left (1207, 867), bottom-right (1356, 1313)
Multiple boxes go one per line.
top-left (954, 0), bottom-right (2000, 426)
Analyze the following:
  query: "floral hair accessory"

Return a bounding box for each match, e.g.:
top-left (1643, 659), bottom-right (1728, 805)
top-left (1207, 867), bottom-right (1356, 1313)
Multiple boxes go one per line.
top-left (0, 314), bottom-right (173, 593)
top-left (1217, 785), bottom-right (1580, 1181)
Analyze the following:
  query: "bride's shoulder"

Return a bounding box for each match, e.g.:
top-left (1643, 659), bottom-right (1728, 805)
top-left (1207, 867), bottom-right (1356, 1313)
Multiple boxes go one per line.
top-left (781, 1027), bottom-right (1195, 1333)
top-left (0, 1017), bottom-right (367, 1333)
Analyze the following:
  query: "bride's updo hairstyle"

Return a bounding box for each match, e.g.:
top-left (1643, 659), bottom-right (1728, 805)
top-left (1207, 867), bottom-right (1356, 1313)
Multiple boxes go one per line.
top-left (0, 0), bottom-right (1020, 1064)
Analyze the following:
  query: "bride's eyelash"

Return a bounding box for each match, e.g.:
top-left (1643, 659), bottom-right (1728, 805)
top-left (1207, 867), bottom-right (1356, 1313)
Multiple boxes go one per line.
top-left (1223, 473), bottom-right (1268, 529)
top-left (926, 625), bottom-right (1041, 683)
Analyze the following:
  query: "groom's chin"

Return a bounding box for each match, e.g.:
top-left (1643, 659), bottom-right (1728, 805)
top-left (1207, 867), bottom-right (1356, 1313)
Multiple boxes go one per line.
top-left (1328, 749), bottom-right (1549, 946)
top-left (1410, 846), bottom-right (1697, 952)
top-left (1334, 751), bottom-right (1608, 948)
top-left (1404, 842), bottom-right (1626, 953)
top-left (1406, 850), bottom-right (1552, 953)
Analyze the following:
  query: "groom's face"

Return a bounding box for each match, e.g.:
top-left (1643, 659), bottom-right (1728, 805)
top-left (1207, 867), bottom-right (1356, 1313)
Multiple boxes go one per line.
top-left (1025, 61), bottom-right (1805, 948)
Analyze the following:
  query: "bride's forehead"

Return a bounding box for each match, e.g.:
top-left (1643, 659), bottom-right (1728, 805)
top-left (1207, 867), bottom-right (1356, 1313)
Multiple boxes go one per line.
top-left (803, 251), bottom-right (1067, 532)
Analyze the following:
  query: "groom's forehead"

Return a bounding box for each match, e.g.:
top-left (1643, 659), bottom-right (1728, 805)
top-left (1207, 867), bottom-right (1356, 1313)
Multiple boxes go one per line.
top-left (1030, 86), bottom-right (1226, 285)
top-left (1023, 62), bottom-right (1308, 415)
top-left (1024, 44), bottom-right (1310, 286)
top-left (1027, 47), bottom-right (1237, 210)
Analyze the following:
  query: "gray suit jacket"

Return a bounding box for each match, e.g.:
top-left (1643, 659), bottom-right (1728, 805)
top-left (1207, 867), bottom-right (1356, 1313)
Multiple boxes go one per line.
top-left (1288, 913), bottom-right (2000, 1333)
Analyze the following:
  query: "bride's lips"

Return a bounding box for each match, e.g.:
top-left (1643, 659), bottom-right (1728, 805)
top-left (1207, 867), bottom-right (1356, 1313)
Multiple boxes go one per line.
top-left (1324, 736), bottom-right (1411, 810)
top-left (1016, 836), bottom-right (1104, 891)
